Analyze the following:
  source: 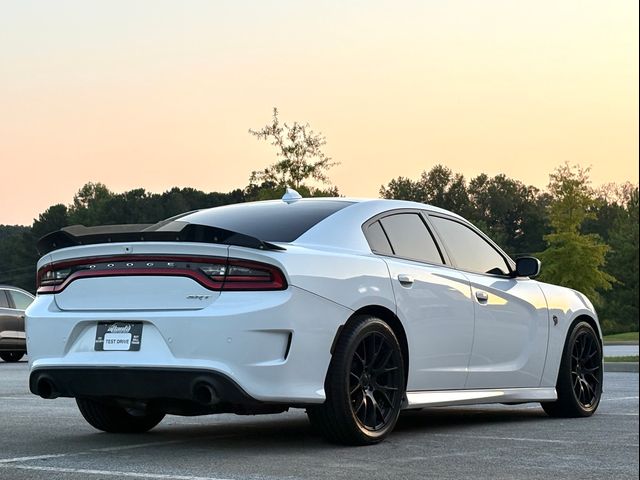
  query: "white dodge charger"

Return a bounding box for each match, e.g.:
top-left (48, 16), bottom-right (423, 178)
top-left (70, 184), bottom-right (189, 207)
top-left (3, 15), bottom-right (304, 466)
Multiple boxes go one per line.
top-left (26, 192), bottom-right (603, 445)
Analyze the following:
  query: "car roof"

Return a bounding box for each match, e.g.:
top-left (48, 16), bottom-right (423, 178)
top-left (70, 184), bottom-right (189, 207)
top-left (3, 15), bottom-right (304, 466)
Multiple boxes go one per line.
top-left (0, 285), bottom-right (34, 297)
top-left (230, 196), bottom-right (463, 218)
top-left (291, 197), bottom-right (466, 252)
top-left (322, 197), bottom-right (463, 217)
top-left (178, 196), bottom-right (466, 253)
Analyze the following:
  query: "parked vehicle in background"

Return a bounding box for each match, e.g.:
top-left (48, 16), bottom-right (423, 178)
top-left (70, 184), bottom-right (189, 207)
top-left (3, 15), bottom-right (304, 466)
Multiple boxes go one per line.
top-left (0, 286), bottom-right (33, 362)
top-left (26, 192), bottom-right (603, 445)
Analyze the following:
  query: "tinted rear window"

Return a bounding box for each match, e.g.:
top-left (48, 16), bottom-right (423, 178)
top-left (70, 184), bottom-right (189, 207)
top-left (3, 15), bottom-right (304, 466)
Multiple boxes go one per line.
top-left (379, 213), bottom-right (444, 264)
top-left (366, 221), bottom-right (393, 255)
top-left (176, 200), bottom-right (353, 242)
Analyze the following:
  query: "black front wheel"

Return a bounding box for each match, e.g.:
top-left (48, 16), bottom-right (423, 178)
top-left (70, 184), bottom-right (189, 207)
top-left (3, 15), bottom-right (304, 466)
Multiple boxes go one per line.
top-left (307, 315), bottom-right (405, 445)
top-left (542, 321), bottom-right (603, 418)
top-left (76, 398), bottom-right (165, 433)
top-left (0, 351), bottom-right (25, 363)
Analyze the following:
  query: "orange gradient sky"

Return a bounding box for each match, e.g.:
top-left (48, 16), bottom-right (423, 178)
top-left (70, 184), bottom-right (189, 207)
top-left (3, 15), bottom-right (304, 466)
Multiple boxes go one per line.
top-left (1, 0), bottom-right (638, 226)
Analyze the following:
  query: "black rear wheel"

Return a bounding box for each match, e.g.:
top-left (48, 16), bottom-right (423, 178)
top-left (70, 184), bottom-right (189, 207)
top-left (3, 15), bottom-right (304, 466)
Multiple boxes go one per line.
top-left (76, 398), bottom-right (165, 433)
top-left (542, 321), bottom-right (603, 417)
top-left (307, 315), bottom-right (405, 445)
top-left (0, 351), bottom-right (25, 362)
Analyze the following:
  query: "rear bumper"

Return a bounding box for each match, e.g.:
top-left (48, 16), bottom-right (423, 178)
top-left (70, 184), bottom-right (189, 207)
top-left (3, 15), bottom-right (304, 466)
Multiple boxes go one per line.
top-left (29, 366), bottom-right (285, 415)
top-left (0, 331), bottom-right (26, 351)
top-left (30, 367), bottom-right (246, 400)
top-left (26, 286), bottom-right (351, 405)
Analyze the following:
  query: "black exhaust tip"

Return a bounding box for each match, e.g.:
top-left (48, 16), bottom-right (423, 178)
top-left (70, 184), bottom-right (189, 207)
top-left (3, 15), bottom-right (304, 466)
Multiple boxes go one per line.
top-left (36, 376), bottom-right (60, 399)
top-left (193, 382), bottom-right (218, 406)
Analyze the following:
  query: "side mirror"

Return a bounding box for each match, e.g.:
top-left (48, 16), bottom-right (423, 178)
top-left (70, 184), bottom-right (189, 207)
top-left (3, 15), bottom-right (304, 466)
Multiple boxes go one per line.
top-left (515, 257), bottom-right (541, 278)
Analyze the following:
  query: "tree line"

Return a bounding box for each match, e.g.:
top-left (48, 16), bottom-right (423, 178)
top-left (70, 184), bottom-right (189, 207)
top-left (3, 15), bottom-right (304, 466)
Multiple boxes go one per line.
top-left (0, 109), bottom-right (637, 334)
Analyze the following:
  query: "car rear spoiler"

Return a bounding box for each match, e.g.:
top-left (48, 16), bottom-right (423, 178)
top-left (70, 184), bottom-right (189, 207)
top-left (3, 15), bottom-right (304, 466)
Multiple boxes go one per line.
top-left (36, 222), bottom-right (286, 255)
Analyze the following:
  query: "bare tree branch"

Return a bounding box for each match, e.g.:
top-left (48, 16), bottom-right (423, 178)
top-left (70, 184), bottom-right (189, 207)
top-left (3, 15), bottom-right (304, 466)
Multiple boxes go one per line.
top-left (249, 108), bottom-right (338, 190)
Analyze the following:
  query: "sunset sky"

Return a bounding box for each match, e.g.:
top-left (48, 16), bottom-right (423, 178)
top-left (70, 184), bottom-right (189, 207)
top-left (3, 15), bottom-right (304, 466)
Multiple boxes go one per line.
top-left (1, 0), bottom-right (638, 226)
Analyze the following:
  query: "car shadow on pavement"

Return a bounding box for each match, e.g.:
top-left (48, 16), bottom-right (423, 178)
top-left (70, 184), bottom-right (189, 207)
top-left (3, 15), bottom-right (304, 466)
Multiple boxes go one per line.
top-left (70, 406), bottom-right (550, 452)
top-left (395, 405), bottom-right (548, 433)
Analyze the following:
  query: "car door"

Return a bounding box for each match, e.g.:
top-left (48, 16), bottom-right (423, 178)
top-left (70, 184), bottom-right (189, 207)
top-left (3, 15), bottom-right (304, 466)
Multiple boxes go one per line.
top-left (7, 289), bottom-right (33, 332)
top-left (428, 215), bottom-right (549, 389)
top-left (0, 289), bottom-right (22, 334)
top-left (364, 211), bottom-right (475, 391)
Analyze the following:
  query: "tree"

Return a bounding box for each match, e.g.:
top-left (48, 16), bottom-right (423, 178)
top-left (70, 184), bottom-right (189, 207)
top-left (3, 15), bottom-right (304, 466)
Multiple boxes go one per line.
top-left (379, 176), bottom-right (425, 202)
top-left (0, 182), bottom-right (249, 291)
top-left (68, 182), bottom-right (114, 226)
top-left (598, 186), bottom-right (639, 333)
top-left (467, 174), bottom-right (549, 255)
top-left (538, 164), bottom-right (615, 303)
top-left (380, 166), bottom-right (549, 255)
top-left (248, 108), bottom-right (338, 194)
top-left (380, 165), bottom-right (471, 216)
top-left (32, 204), bottom-right (69, 239)
top-left (0, 225), bottom-right (36, 291)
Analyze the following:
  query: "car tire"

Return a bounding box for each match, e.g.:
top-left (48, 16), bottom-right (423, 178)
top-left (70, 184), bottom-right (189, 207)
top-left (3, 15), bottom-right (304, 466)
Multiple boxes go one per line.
top-left (76, 398), bottom-right (165, 433)
top-left (307, 315), bottom-right (406, 445)
top-left (541, 321), bottom-right (603, 418)
top-left (0, 351), bottom-right (25, 362)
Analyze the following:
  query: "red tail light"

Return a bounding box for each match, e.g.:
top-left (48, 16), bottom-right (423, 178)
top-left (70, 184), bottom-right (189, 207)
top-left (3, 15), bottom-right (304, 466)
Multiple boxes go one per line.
top-left (36, 255), bottom-right (287, 293)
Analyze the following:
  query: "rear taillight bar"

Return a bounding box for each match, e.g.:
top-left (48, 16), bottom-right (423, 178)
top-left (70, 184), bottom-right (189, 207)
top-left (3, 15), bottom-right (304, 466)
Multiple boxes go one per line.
top-left (36, 255), bottom-right (287, 294)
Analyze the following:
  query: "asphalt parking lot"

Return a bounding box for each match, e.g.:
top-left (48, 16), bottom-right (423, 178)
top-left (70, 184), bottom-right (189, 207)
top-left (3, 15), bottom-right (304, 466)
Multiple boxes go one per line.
top-left (1, 361), bottom-right (637, 480)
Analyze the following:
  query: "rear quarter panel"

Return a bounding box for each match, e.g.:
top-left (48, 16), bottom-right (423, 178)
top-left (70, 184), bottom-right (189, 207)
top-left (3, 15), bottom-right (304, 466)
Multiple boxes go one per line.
top-left (228, 245), bottom-right (396, 314)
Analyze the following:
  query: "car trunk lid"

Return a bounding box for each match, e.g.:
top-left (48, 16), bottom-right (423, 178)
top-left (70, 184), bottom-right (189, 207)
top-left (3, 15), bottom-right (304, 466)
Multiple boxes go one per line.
top-left (48, 242), bottom-right (229, 312)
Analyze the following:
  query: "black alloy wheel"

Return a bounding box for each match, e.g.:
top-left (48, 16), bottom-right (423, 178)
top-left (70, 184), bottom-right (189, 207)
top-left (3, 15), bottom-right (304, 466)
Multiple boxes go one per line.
top-left (542, 321), bottom-right (603, 418)
top-left (349, 331), bottom-right (403, 431)
top-left (307, 315), bottom-right (406, 445)
top-left (570, 329), bottom-right (602, 409)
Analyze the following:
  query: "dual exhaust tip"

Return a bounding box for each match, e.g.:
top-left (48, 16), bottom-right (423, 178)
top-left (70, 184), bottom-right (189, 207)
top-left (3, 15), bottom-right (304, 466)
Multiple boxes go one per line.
top-left (192, 382), bottom-right (219, 406)
top-left (34, 375), bottom-right (219, 406)
top-left (35, 376), bottom-right (60, 399)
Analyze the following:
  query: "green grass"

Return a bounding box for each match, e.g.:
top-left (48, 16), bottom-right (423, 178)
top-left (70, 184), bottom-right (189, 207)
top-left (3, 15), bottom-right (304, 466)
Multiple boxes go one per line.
top-left (605, 355), bottom-right (639, 363)
top-left (603, 331), bottom-right (639, 343)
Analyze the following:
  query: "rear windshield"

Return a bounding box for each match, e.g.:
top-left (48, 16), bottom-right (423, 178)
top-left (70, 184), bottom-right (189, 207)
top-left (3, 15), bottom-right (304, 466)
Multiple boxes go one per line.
top-left (175, 200), bottom-right (353, 243)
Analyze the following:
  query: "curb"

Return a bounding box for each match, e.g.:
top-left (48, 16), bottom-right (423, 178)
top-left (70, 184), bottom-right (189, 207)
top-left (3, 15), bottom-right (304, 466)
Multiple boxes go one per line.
top-left (604, 362), bottom-right (639, 373)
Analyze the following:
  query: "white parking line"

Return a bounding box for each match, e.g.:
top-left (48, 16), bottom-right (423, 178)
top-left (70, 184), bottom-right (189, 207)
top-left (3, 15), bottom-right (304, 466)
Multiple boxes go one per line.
top-left (597, 413), bottom-right (639, 416)
top-left (432, 433), bottom-right (579, 444)
top-left (431, 433), bottom-right (639, 447)
top-left (0, 453), bottom-right (69, 464)
top-left (602, 396), bottom-right (640, 401)
top-left (0, 435), bottom-right (241, 464)
top-left (1, 464), bottom-right (235, 480)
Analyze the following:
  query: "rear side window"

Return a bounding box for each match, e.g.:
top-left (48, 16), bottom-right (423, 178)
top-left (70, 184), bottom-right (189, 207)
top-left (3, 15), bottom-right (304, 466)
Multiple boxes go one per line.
top-left (365, 221), bottom-right (393, 255)
top-left (0, 290), bottom-right (9, 308)
top-left (9, 290), bottom-right (33, 310)
top-left (378, 213), bottom-right (443, 265)
top-left (176, 200), bottom-right (353, 243)
top-left (430, 216), bottom-right (510, 275)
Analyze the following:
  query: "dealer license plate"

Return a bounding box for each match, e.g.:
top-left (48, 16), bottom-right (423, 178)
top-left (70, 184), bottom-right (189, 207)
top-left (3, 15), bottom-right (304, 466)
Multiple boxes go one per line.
top-left (95, 322), bottom-right (143, 351)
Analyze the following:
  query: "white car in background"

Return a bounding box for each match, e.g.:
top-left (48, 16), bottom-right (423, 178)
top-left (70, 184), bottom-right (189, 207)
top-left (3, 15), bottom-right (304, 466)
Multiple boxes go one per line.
top-left (26, 192), bottom-right (603, 445)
